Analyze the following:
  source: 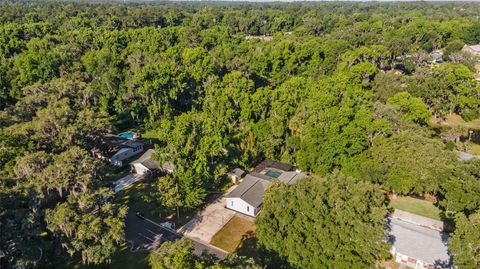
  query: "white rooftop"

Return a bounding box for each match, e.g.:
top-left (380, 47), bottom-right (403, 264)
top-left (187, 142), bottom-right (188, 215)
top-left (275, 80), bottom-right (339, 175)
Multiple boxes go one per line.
top-left (468, 44), bottom-right (480, 52)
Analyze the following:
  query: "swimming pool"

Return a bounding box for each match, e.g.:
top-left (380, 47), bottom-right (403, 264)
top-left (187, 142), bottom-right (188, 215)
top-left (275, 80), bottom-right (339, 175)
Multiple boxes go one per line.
top-left (119, 131), bottom-right (136, 140)
top-left (265, 169), bottom-right (282, 178)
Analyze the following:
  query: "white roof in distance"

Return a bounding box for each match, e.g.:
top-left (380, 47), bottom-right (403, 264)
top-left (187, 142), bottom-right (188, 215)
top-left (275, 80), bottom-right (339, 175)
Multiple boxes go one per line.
top-left (469, 44), bottom-right (480, 52)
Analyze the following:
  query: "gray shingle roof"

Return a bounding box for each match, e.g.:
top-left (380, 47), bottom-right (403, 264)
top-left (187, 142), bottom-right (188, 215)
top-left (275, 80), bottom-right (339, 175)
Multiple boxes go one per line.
top-left (389, 218), bottom-right (451, 266)
top-left (231, 168), bottom-right (246, 177)
top-left (227, 169), bottom-right (306, 209)
top-left (131, 149), bottom-right (156, 165)
top-left (252, 159), bottom-right (293, 173)
top-left (226, 174), bottom-right (271, 208)
top-left (278, 171), bottom-right (306, 184)
top-left (130, 149), bottom-right (173, 172)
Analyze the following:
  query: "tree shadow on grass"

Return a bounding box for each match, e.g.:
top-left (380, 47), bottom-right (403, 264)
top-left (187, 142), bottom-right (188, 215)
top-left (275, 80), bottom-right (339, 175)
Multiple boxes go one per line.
top-left (236, 231), bottom-right (292, 269)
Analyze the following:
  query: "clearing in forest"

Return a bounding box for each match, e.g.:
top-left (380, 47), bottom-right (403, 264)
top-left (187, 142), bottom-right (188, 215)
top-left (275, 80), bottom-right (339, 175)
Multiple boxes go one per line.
top-left (431, 114), bottom-right (480, 130)
top-left (390, 196), bottom-right (441, 221)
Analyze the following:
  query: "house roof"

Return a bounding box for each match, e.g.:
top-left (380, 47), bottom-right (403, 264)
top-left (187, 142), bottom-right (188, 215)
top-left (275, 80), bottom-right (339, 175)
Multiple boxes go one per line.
top-left (227, 174), bottom-right (272, 208)
top-left (229, 168), bottom-right (246, 177)
top-left (90, 135), bottom-right (143, 158)
top-left (131, 149), bottom-right (155, 165)
top-left (278, 171), bottom-right (307, 184)
top-left (252, 159), bottom-right (293, 173)
top-left (468, 44), bottom-right (480, 52)
top-left (131, 149), bottom-right (173, 172)
top-left (227, 167), bottom-right (306, 209)
top-left (389, 218), bottom-right (451, 266)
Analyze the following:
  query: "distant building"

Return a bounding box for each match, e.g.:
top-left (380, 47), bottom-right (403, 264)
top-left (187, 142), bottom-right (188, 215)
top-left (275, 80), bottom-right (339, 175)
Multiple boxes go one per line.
top-left (245, 35), bottom-right (273, 41)
top-left (130, 149), bottom-right (173, 176)
top-left (433, 50), bottom-right (443, 63)
top-left (462, 44), bottom-right (480, 56)
top-left (228, 168), bottom-right (246, 184)
top-left (91, 135), bottom-right (144, 166)
top-left (225, 159), bottom-right (306, 217)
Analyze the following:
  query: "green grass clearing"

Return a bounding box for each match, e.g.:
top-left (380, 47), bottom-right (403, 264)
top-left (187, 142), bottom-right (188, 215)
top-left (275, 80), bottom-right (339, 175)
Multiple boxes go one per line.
top-left (431, 114), bottom-right (480, 130)
top-left (117, 181), bottom-right (163, 222)
top-left (390, 196), bottom-right (441, 220)
top-left (98, 165), bottom-right (130, 184)
top-left (210, 216), bottom-right (256, 253)
top-left (117, 180), bottom-right (198, 227)
top-left (382, 258), bottom-right (402, 269)
top-left (468, 143), bottom-right (480, 155)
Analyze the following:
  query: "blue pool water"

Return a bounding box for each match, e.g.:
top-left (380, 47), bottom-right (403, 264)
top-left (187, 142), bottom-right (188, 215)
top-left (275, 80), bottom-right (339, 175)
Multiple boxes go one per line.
top-left (119, 132), bottom-right (135, 140)
top-left (265, 169), bottom-right (282, 178)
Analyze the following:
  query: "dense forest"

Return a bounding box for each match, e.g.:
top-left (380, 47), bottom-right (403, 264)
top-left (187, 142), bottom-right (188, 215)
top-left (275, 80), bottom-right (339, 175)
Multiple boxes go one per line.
top-left (1, 1), bottom-right (480, 269)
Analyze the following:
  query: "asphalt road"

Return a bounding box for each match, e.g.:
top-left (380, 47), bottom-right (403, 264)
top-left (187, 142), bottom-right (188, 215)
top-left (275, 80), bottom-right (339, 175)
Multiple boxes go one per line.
top-left (125, 212), bottom-right (227, 258)
top-left (125, 212), bottom-right (179, 251)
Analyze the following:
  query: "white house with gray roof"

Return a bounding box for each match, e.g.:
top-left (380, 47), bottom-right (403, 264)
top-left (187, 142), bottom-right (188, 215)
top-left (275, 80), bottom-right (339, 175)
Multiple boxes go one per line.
top-left (90, 135), bottom-right (144, 167)
top-left (389, 216), bottom-right (452, 269)
top-left (225, 160), bottom-right (305, 217)
top-left (462, 44), bottom-right (480, 56)
top-left (130, 149), bottom-right (174, 176)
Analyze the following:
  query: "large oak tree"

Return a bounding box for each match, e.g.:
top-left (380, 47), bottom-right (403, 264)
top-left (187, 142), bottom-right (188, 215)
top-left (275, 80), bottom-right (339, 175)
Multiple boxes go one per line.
top-left (256, 173), bottom-right (390, 268)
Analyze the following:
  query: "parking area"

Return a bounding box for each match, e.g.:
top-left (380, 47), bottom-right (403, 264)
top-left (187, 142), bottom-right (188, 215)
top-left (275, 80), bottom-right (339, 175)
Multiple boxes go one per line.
top-left (125, 212), bottom-right (179, 251)
top-left (125, 212), bottom-right (227, 258)
top-left (177, 186), bottom-right (237, 244)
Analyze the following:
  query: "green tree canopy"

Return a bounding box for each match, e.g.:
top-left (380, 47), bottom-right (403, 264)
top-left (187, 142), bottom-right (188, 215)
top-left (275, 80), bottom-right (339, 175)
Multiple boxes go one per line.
top-left (149, 238), bottom-right (260, 269)
top-left (386, 91), bottom-right (431, 125)
top-left (256, 173), bottom-right (390, 269)
top-left (345, 131), bottom-right (456, 195)
top-left (46, 188), bottom-right (127, 265)
top-left (449, 211), bottom-right (480, 269)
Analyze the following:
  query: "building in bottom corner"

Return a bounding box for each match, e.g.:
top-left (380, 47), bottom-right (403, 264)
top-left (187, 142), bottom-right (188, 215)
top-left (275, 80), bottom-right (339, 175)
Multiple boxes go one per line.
top-left (389, 218), bottom-right (452, 269)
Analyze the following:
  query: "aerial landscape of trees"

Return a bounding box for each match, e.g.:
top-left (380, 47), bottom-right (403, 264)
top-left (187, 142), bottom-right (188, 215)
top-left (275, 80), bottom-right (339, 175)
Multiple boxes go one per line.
top-left (0, 1), bottom-right (479, 268)
top-left (257, 173), bottom-right (390, 269)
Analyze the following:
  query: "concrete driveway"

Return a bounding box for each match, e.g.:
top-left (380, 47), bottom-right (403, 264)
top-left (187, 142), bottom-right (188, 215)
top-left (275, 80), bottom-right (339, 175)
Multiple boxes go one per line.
top-left (178, 186), bottom-right (237, 243)
top-left (113, 174), bottom-right (144, 193)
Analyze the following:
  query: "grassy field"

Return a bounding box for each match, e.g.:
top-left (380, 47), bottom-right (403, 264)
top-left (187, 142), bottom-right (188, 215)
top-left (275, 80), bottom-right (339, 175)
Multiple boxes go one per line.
top-left (390, 196), bottom-right (441, 220)
top-left (210, 216), bottom-right (256, 253)
top-left (117, 181), bottom-right (164, 222)
top-left (431, 114), bottom-right (480, 130)
top-left (382, 258), bottom-right (402, 269)
top-left (468, 143), bottom-right (480, 155)
top-left (99, 165), bottom-right (130, 184)
top-left (52, 244), bottom-right (149, 269)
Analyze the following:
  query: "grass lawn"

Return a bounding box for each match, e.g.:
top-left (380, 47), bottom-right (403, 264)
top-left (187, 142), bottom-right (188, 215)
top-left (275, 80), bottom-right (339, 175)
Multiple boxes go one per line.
top-left (431, 114), bottom-right (480, 130)
top-left (390, 196), bottom-right (441, 220)
top-left (468, 143), bottom-right (480, 155)
top-left (99, 165), bottom-right (130, 184)
top-left (382, 258), bottom-right (402, 269)
top-left (51, 244), bottom-right (149, 269)
top-left (117, 181), bottom-right (163, 222)
top-left (210, 216), bottom-right (256, 253)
